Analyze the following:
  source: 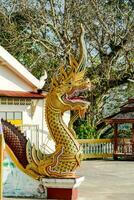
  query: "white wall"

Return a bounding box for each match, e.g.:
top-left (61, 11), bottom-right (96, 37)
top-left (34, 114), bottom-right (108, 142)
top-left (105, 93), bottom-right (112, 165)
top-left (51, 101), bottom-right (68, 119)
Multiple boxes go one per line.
top-left (0, 100), bottom-right (49, 149)
top-left (33, 100), bottom-right (55, 152)
top-left (32, 99), bottom-right (47, 135)
top-left (0, 104), bottom-right (31, 123)
top-left (0, 100), bottom-right (46, 129)
top-left (63, 111), bottom-right (70, 126)
top-left (0, 65), bottom-right (35, 91)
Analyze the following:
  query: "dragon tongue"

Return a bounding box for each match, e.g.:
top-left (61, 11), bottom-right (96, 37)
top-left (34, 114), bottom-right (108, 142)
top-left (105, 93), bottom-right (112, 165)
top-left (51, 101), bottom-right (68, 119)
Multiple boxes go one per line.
top-left (69, 97), bottom-right (81, 100)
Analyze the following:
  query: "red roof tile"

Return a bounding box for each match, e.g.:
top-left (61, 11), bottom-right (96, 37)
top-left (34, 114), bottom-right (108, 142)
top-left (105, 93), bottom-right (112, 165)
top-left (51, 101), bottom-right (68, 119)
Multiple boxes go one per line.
top-left (0, 90), bottom-right (46, 99)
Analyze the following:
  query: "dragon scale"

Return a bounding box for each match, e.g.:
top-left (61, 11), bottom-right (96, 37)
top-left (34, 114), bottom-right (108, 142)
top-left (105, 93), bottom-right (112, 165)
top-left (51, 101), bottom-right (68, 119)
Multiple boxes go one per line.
top-left (44, 97), bottom-right (81, 175)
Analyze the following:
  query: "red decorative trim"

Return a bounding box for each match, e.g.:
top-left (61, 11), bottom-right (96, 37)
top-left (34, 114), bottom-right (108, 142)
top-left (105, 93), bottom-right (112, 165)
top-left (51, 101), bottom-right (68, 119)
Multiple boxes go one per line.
top-left (128, 98), bottom-right (134, 103)
top-left (0, 90), bottom-right (46, 99)
top-left (106, 119), bottom-right (134, 124)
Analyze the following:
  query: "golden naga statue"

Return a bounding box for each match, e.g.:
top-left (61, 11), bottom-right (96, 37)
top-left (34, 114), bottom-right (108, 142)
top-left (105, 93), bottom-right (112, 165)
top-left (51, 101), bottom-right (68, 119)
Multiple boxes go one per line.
top-left (1, 25), bottom-right (91, 179)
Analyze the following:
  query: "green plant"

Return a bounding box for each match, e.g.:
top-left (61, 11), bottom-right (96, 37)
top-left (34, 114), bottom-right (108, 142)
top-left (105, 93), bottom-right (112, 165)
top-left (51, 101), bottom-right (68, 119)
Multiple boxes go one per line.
top-left (74, 119), bottom-right (97, 139)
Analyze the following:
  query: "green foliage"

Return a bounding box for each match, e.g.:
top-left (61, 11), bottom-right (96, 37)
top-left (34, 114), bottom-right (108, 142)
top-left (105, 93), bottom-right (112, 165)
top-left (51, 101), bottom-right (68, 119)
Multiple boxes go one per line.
top-left (118, 130), bottom-right (131, 138)
top-left (74, 119), bottom-right (98, 139)
top-left (103, 129), bottom-right (131, 139)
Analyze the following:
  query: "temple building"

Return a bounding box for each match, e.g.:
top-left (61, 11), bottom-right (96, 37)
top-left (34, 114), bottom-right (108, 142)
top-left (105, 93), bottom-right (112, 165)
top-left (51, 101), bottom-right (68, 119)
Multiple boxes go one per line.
top-left (105, 98), bottom-right (134, 160)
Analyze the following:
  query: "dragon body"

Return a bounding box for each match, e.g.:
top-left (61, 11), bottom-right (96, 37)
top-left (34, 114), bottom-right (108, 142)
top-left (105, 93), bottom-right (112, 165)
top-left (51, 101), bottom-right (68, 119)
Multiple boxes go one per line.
top-left (1, 25), bottom-right (91, 179)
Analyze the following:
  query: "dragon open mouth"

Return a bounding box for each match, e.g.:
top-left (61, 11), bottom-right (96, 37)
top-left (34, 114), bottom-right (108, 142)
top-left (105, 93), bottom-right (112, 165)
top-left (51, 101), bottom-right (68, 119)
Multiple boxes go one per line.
top-left (62, 88), bottom-right (89, 104)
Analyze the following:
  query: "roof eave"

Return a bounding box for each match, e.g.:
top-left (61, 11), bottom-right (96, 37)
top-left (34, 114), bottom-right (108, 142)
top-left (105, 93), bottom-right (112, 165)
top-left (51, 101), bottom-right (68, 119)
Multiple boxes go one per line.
top-left (0, 46), bottom-right (45, 89)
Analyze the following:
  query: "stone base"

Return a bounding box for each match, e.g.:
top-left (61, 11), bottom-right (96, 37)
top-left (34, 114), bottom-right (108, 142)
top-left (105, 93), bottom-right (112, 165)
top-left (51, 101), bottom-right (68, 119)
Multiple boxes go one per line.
top-left (42, 176), bottom-right (84, 200)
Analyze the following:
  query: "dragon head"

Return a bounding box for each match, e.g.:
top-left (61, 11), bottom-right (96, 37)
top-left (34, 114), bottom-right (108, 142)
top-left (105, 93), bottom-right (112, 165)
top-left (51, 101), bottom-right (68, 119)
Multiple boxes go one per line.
top-left (47, 57), bottom-right (91, 117)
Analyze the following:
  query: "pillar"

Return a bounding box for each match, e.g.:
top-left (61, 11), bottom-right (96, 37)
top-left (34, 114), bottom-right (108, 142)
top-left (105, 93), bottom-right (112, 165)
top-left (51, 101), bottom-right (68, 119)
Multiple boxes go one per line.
top-left (113, 123), bottom-right (118, 160)
top-left (132, 124), bottom-right (134, 155)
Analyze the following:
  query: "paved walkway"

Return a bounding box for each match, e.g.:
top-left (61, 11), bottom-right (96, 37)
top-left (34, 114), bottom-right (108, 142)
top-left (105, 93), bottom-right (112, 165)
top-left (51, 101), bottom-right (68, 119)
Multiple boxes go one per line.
top-left (4, 160), bottom-right (134, 200)
top-left (78, 160), bottom-right (134, 200)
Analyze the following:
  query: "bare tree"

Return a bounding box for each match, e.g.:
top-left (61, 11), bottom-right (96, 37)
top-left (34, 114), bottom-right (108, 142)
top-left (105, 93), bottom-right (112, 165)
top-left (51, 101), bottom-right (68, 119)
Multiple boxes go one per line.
top-left (0, 0), bottom-right (134, 134)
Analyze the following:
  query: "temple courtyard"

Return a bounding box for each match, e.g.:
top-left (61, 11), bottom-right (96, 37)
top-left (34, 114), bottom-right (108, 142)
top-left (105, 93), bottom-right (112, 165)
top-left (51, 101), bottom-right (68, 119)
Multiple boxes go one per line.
top-left (4, 160), bottom-right (134, 200)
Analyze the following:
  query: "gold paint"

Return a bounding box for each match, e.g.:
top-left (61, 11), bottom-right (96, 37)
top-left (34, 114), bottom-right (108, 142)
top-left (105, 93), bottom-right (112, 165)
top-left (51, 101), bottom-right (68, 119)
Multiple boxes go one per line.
top-left (5, 144), bottom-right (39, 179)
top-left (82, 153), bottom-right (113, 159)
top-left (32, 145), bottom-right (40, 165)
top-left (0, 124), bottom-right (4, 200)
top-left (7, 119), bottom-right (23, 125)
top-left (78, 138), bottom-right (114, 144)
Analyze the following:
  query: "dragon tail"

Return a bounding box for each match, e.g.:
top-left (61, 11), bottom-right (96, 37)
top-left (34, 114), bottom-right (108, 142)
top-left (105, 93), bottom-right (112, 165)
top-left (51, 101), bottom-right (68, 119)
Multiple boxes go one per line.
top-left (1, 119), bottom-right (43, 179)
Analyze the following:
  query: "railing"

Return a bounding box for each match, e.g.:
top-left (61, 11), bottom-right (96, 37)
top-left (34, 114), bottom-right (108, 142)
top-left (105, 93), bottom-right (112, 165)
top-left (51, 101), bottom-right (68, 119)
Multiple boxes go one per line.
top-left (17, 126), bottom-right (115, 158)
top-left (78, 139), bottom-right (114, 159)
top-left (16, 126), bottom-right (134, 160)
top-left (78, 138), bottom-right (134, 159)
top-left (18, 125), bottom-right (55, 153)
top-left (117, 138), bottom-right (134, 157)
top-left (18, 124), bottom-right (40, 148)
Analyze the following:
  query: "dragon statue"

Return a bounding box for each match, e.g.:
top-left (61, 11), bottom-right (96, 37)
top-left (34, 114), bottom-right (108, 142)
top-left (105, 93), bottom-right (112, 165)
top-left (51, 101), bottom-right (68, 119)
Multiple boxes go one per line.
top-left (1, 25), bottom-right (91, 180)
